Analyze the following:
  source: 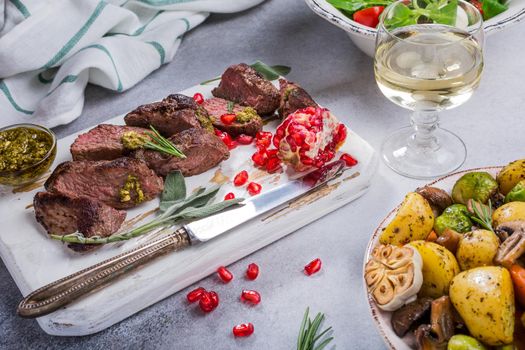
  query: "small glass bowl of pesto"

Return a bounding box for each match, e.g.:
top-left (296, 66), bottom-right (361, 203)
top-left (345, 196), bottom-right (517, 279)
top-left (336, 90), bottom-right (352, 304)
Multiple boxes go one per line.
top-left (0, 123), bottom-right (57, 186)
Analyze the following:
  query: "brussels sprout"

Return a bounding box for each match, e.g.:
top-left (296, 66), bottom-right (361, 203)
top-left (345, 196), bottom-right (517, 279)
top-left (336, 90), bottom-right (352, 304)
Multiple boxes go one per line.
top-left (452, 172), bottom-right (498, 205)
top-left (505, 180), bottom-right (525, 203)
top-left (434, 204), bottom-right (473, 235)
top-left (447, 334), bottom-right (488, 350)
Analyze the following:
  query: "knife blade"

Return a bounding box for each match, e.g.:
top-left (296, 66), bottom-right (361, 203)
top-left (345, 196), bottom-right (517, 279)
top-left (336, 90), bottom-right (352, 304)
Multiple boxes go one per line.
top-left (17, 160), bottom-right (345, 318)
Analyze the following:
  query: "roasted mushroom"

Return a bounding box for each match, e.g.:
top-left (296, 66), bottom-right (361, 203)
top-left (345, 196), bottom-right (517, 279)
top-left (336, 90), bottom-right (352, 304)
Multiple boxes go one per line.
top-left (391, 297), bottom-right (432, 337)
top-left (416, 186), bottom-right (453, 217)
top-left (494, 221), bottom-right (525, 268)
top-left (415, 296), bottom-right (455, 350)
top-left (435, 228), bottom-right (462, 254)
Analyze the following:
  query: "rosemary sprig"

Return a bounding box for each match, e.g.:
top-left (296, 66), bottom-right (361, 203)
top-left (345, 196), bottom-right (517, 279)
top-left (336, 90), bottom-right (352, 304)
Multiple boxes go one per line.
top-left (50, 172), bottom-right (244, 245)
top-left (297, 307), bottom-right (334, 350)
top-left (469, 199), bottom-right (494, 232)
top-left (144, 126), bottom-right (186, 158)
top-left (227, 101), bottom-right (235, 113)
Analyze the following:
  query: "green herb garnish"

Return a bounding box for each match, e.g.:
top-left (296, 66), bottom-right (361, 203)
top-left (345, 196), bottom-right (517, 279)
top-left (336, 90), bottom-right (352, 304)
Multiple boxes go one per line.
top-left (50, 172), bottom-right (244, 245)
top-left (227, 101), bottom-right (235, 113)
top-left (145, 126), bottom-right (186, 158)
top-left (468, 199), bottom-right (494, 233)
top-left (297, 307), bottom-right (334, 350)
top-left (200, 61), bottom-right (291, 85)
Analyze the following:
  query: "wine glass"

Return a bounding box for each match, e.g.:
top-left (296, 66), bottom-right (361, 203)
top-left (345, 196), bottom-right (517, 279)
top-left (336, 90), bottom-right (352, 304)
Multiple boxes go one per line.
top-left (374, 0), bottom-right (484, 178)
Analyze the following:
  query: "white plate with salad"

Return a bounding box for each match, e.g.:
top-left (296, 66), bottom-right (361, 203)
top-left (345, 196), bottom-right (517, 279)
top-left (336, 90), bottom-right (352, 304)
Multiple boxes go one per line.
top-left (306, 0), bottom-right (525, 56)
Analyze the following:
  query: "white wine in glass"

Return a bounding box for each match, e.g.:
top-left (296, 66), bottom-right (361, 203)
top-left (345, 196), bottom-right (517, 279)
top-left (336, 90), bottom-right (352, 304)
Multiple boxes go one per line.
top-left (375, 0), bottom-right (484, 178)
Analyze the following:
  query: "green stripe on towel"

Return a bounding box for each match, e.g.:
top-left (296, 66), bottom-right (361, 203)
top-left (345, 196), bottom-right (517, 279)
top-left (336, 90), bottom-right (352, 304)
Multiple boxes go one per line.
top-left (146, 41), bottom-right (165, 65)
top-left (11, 0), bottom-right (31, 18)
top-left (134, 0), bottom-right (197, 5)
top-left (42, 1), bottom-right (108, 69)
top-left (81, 44), bottom-right (123, 92)
top-left (0, 80), bottom-right (34, 115)
top-left (106, 10), bottom-right (165, 37)
top-left (46, 75), bottom-right (78, 96)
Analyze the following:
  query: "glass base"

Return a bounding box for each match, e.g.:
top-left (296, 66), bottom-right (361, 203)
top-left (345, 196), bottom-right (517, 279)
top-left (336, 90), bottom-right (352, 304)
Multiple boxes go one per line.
top-left (381, 126), bottom-right (466, 179)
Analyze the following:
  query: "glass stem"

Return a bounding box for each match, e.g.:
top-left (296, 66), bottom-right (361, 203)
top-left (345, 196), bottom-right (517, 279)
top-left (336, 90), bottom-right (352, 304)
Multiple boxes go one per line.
top-left (409, 110), bottom-right (440, 152)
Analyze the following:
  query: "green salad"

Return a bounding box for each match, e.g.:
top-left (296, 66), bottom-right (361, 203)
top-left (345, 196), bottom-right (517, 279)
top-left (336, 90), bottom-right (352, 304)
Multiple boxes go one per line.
top-left (328, 0), bottom-right (509, 28)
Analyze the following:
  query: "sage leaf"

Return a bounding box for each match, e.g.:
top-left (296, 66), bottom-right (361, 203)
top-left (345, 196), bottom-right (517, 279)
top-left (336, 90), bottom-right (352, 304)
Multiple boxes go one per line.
top-left (161, 171), bottom-right (186, 205)
top-left (250, 61), bottom-right (291, 81)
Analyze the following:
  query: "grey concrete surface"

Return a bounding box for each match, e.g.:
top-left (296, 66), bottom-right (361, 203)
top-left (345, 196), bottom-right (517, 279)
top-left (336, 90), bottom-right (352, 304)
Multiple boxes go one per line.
top-left (1, 0), bottom-right (524, 349)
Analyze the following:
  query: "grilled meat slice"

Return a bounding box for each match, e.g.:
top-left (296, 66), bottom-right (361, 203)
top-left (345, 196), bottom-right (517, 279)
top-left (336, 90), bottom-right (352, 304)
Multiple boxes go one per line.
top-left (278, 79), bottom-right (318, 119)
top-left (124, 94), bottom-right (213, 136)
top-left (202, 97), bottom-right (263, 137)
top-left (34, 191), bottom-right (126, 238)
top-left (70, 124), bottom-right (150, 161)
top-left (133, 128), bottom-right (229, 177)
top-left (212, 63), bottom-right (280, 115)
top-left (45, 158), bottom-right (163, 209)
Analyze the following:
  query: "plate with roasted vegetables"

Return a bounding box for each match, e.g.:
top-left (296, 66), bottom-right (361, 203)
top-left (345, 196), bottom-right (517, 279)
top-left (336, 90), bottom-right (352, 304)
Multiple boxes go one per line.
top-left (306, 0), bottom-right (525, 56)
top-left (364, 160), bottom-right (525, 349)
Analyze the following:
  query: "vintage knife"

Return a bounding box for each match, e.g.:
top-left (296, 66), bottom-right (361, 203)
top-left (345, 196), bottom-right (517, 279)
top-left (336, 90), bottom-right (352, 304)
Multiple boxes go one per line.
top-left (17, 160), bottom-right (345, 318)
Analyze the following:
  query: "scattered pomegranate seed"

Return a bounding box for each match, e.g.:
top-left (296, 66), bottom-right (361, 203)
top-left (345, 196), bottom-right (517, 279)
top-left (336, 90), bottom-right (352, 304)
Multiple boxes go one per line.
top-left (192, 92), bottom-right (204, 104)
top-left (220, 113), bottom-right (237, 125)
top-left (233, 323), bottom-right (254, 337)
top-left (186, 287), bottom-right (206, 303)
top-left (255, 131), bottom-right (272, 149)
top-left (199, 291), bottom-right (216, 312)
top-left (246, 263), bottom-right (259, 280)
top-left (217, 266), bottom-right (234, 283)
top-left (224, 192), bottom-right (235, 200)
top-left (340, 153), bottom-right (358, 167)
top-left (256, 131), bottom-right (272, 140)
top-left (215, 129), bottom-right (237, 150)
top-left (266, 156), bottom-right (282, 173)
top-left (236, 134), bottom-right (253, 145)
top-left (247, 182), bottom-right (262, 196)
top-left (209, 291), bottom-right (219, 308)
top-left (241, 290), bottom-right (261, 305)
top-left (233, 170), bottom-right (249, 187)
top-left (304, 258), bottom-right (322, 276)
top-left (251, 150), bottom-right (268, 167)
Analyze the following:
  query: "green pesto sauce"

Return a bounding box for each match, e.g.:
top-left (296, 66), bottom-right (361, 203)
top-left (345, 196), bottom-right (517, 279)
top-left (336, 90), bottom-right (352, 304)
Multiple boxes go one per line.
top-left (119, 175), bottom-right (145, 203)
top-left (0, 127), bottom-right (53, 172)
top-left (121, 131), bottom-right (148, 150)
top-left (235, 107), bottom-right (259, 124)
top-left (196, 107), bottom-right (214, 132)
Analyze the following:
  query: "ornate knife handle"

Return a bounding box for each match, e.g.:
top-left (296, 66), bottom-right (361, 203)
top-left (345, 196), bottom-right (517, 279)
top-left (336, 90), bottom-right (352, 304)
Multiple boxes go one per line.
top-left (17, 228), bottom-right (190, 318)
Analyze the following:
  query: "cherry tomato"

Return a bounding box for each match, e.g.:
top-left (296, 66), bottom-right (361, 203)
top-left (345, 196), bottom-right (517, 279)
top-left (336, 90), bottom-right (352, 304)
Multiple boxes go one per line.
top-left (353, 6), bottom-right (384, 28)
top-left (510, 264), bottom-right (525, 307)
top-left (470, 0), bottom-right (484, 15)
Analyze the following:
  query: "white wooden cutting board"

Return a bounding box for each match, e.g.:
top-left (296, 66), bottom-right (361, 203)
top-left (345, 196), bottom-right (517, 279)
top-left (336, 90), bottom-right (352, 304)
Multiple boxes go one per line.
top-left (0, 82), bottom-right (378, 336)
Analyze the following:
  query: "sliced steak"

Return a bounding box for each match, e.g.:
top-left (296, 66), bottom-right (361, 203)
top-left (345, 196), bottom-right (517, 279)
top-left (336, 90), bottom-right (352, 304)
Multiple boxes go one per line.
top-left (34, 191), bottom-right (126, 238)
top-left (45, 157), bottom-right (163, 209)
top-left (133, 128), bottom-right (229, 177)
top-left (212, 63), bottom-right (280, 115)
top-left (202, 97), bottom-right (263, 137)
top-left (278, 79), bottom-right (318, 119)
top-left (70, 124), bottom-right (150, 161)
top-left (124, 94), bottom-right (213, 136)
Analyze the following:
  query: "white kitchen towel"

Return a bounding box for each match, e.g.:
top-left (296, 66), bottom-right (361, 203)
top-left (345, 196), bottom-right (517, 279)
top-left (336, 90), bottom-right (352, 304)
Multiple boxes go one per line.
top-left (0, 0), bottom-right (264, 128)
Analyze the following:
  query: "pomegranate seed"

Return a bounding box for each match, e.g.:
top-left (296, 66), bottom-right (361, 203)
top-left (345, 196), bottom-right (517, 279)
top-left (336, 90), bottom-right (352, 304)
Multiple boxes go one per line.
top-left (256, 131), bottom-right (272, 140)
top-left (186, 287), bottom-right (206, 303)
top-left (340, 153), bottom-right (358, 167)
top-left (304, 258), bottom-right (322, 276)
top-left (336, 124), bottom-right (347, 145)
top-left (251, 151), bottom-right (267, 167)
top-left (266, 157), bottom-right (281, 173)
top-left (247, 182), bottom-right (262, 196)
top-left (199, 291), bottom-right (215, 312)
top-left (256, 137), bottom-right (271, 149)
top-left (233, 323), bottom-right (254, 337)
top-left (209, 291), bottom-right (219, 308)
top-left (215, 129), bottom-right (237, 150)
top-left (241, 290), bottom-right (261, 304)
top-left (224, 192), bottom-right (235, 200)
top-left (192, 93), bottom-right (204, 105)
top-left (266, 148), bottom-right (278, 157)
top-left (233, 170), bottom-right (249, 187)
top-left (273, 135), bottom-right (281, 148)
top-left (217, 266), bottom-right (234, 283)
top-left (220, 113), bottom-right (237, 125)
top-left (214, 128), bottom-right (223, 136)
top-left (246, 263), bottom-right (259, 280)
top-left (236, 134), bottom-right (253, 145)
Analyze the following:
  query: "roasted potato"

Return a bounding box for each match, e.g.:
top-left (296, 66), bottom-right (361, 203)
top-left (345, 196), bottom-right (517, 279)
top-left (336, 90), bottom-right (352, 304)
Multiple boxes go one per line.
top-left (497, 159), bottom-right (525, 195)
top-left (455, 229), bottom-right (499, 270)
top-left (449, 266), bottom-right (515, 346)
top-left (452, 172), bottom-right (498, 205)
top-left (408, 240), bottom-right (460, 298)
top-left (492, 202), bottom-right (525, 227)
top-left (380, 192), bottom-right (434, 245)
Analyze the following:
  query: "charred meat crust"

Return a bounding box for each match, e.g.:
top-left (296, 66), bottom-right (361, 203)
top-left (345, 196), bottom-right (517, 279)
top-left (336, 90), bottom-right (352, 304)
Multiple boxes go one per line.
top-left (124, 94), bottom-right (206, 136)
top-left (212, 63), bottom-right (280, 115)
top-left (278, 79), bottom-right (318, 119)
top-left (45, 157), bottom-right (164, 209)
top-left (133, 128), bottom-right (229, 177)
top-left (70, 124), bottom-right (150, 161)
top-left (202, 97), bottom-right (263, 137)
